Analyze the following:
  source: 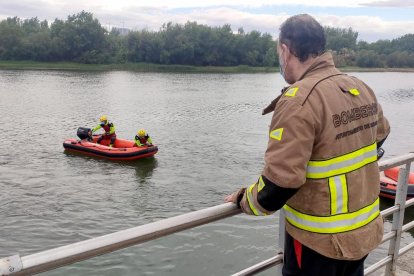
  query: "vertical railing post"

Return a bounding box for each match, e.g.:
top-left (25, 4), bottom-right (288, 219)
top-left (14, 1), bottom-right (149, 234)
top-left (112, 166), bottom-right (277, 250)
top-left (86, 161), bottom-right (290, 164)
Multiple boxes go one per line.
top-left (276, 210), bottom-right (285, 276)
top-left (384, 165), bottom-right (409, 276)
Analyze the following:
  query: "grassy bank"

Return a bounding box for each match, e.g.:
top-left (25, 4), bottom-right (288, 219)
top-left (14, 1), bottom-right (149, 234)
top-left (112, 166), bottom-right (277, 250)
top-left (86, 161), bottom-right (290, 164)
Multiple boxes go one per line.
top-left (0, 61), bottom-right (278, 73)
top-left (339, 66), bottom-right (414, 72)
top-left (0, 60), bottom-right (413, 73)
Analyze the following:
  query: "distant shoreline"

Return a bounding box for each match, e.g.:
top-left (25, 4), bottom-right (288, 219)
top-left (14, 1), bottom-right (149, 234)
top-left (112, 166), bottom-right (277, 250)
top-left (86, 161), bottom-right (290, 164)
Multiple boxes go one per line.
top-left (1, 61), bottom-right (414, 73)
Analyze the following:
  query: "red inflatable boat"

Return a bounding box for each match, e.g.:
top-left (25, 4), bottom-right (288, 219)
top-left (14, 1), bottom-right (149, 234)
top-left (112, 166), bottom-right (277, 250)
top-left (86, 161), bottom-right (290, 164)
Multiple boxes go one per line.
top-left (63, 128), bottom-right (158, 161)
top-left (380, 167), bottom-right (414, 200)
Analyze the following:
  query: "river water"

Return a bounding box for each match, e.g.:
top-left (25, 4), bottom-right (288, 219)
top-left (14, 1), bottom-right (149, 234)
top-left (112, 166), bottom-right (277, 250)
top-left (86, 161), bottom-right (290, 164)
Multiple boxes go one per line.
top-left (0, 70), bottom-right (413, 275)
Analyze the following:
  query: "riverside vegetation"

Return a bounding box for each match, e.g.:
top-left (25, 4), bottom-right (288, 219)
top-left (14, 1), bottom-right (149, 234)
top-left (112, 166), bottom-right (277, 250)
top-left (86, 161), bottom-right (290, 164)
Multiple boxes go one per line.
top-left (0, 11), bottom-right (413, 71)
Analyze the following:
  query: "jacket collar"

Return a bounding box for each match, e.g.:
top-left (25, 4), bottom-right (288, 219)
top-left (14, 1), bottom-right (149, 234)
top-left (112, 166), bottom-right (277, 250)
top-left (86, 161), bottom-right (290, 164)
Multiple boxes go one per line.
top-left (297, 51), bottom-right (338, 81)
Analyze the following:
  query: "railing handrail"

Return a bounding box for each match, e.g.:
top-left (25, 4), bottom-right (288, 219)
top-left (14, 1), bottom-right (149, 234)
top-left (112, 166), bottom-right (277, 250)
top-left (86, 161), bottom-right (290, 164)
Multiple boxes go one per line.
top-left (0, 203), bottom-right (241, 275)
top-left (1, 153), bottom-right (414, 275)
top-left (378, 152), bottom-right (414, 170)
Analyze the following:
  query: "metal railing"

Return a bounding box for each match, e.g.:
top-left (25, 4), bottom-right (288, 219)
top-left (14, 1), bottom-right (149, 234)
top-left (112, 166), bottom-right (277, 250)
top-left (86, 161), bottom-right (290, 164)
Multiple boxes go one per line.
top-left (365, 154), bottom-right (414, 276)
top-left (1, 153), bottom-right (414, 276)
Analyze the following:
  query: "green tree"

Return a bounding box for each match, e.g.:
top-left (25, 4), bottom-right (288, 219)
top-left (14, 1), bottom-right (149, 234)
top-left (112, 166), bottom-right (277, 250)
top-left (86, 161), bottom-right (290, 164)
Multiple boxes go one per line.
top-left (369, 39), bottom-right (393, 55)
top-left (391, 34), bottom-right (414, 53)
top-left (386, 51), bottom-right (414, 68)
top-left (325, 27), bottom-right (358, 52)
top-left (356, 50), bottom-right (384, 67)
top-left (0, 17), bottom-right (25, 59)
top-left (0, 12), bottom-right (413, 68)
top-left (50, 11), bottom-right (108, 63)
top-left (20, 17), bottom-right (53, 60)
top-left (264, 48), bottom-right (277, 67)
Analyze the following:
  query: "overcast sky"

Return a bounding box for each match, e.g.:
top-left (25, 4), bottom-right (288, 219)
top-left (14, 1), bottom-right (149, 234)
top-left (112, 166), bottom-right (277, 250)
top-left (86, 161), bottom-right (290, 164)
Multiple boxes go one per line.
top-left (1, 0), bottom-right (413, 42)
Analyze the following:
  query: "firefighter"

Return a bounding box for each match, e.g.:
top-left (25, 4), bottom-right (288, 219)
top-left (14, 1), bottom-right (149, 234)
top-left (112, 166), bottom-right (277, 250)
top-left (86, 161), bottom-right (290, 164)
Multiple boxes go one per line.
top-left (91, 115), bottom-right (116, 147)
top-left (225, 14), bottom-right (390, 276)
top-left (134, 129), bottom-right (153, 147)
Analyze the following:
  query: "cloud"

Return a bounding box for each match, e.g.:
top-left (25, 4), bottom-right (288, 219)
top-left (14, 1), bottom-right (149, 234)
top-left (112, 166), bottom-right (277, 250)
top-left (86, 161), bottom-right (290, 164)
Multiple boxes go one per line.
top-left (0, 0), bottom-right (76, 21)
top-left (316, 14), bottom-right (414, 41)
top-left (0, 1), bottom-right (412, 42)
top-left (2, 0), bottom-right (399, 12)
top-left (105, 7), bottom-right (414, 42)
top-left (169, 7), bottom-right (289, 32)
top-left (361, 0), bottom-right (414, 7)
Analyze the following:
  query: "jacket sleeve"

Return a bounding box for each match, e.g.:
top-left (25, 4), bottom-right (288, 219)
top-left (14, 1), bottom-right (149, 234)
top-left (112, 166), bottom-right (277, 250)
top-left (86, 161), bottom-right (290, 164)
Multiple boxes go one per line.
top-left (376, 103), bottom-right (390, 144)
top-left (238, 175), bottom-right (298, 216)
top-left (237, 97), bottom-right (313, 216)
top-left (262, 98), bottom-right (315, 188)
top-left (92, 124), bottom-right (101, 133)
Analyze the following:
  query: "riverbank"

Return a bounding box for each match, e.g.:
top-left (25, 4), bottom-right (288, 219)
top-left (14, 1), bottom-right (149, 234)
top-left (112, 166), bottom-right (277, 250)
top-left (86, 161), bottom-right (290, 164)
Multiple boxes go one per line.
top-left (1, 61), bottom-right (414, 73)
top-left (0, 61), bottom-right (277, 73)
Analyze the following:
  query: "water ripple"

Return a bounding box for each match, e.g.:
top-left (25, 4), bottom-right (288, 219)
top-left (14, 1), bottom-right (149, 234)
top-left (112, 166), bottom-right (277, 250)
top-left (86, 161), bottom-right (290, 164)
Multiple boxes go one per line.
top-left (382, 88), bottom-right (414, 103)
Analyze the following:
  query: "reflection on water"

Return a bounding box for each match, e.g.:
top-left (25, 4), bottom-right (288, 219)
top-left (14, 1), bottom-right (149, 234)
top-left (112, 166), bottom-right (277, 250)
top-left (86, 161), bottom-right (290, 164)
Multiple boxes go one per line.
top-left (132, 157), bottom-right (158, 182)
top-left (64, 150), bottom-right (158, 183)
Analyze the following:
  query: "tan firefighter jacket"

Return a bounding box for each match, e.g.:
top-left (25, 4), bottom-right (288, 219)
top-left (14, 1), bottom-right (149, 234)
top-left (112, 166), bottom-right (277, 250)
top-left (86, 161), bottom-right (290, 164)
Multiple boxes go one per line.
top-left (239, 52), bottom-right (390, 260)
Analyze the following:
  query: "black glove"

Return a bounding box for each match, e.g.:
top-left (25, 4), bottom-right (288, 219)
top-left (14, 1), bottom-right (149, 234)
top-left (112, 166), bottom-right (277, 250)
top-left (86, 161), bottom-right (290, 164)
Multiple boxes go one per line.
top-left (236, 188), bottom-right (246, 209)
top-left (377, 148), bottom-right (385, 160)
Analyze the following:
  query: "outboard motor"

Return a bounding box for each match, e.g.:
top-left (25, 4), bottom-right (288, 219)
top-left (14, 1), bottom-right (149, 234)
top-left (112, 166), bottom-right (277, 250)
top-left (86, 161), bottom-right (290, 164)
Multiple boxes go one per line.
top-left (77, 127), bottom-right (92, 140)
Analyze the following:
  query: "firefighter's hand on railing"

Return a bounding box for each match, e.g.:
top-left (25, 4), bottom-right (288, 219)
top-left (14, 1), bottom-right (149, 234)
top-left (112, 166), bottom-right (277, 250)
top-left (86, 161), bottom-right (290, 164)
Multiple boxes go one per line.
top-left (225, 188), bottom-right (246, 209)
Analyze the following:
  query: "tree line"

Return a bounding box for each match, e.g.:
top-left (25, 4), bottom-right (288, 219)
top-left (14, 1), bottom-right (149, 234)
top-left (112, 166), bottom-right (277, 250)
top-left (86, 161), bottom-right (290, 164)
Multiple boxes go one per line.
top-left (0, 11), bottom-right (413, 68)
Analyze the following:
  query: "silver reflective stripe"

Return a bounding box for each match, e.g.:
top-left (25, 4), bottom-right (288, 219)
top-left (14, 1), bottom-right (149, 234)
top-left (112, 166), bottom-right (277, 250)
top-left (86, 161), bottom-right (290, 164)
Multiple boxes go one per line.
top-left (306, 143), bottom-right (377, 179)
top-left (329, 175), bottom-right (348, 215)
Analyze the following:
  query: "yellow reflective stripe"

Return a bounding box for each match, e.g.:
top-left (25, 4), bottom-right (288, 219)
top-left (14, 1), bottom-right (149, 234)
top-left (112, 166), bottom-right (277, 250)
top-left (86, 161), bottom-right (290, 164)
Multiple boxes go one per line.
top-left (258, 176), bottom-right (265, 192)
top-left (285, 87), bottom-right (298, 97)
top-left (349, 88), bottom-right (360, 96)
top-left (246, 183), bottom-right (265, 216)
top-left (306, 142), bottom-right (377, 179)
top-left (308, 142), bottom-right (376, 168)
top-left (329, 175), bottom-right (348, 215)
top-left (283, 198), bottom-right (379, 234)
top-left (270, 128), bottom-right (283, 141)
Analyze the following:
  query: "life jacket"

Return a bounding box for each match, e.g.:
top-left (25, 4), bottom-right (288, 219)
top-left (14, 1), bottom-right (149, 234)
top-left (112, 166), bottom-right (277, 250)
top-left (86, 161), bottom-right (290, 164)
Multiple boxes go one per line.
top-left (135, 134), bottom-right (149, 144)
top-left (102, 122), bottom-right (114, 135)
